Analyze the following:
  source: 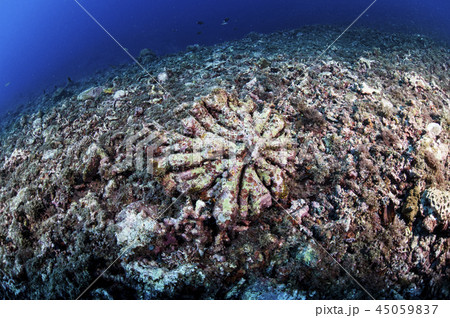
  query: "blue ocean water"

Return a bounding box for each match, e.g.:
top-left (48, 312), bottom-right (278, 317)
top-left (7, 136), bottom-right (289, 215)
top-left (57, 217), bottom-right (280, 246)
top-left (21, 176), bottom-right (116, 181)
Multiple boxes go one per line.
top-left (0, 0), bottom-right (449, 115)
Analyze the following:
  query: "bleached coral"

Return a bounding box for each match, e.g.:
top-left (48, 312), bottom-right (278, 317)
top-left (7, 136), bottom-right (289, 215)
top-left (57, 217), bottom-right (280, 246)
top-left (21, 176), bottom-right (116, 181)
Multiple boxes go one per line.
top-left (115, 202), bottom-right (160, 250)
top-left (124, 260), bottom-right (205, 297)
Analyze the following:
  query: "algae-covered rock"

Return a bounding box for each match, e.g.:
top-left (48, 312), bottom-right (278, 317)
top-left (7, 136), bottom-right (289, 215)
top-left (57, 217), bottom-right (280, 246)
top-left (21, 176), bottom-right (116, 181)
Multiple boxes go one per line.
top-left (238, 280), bottom-right (305, 300)
top-left (401, 185), bottom-right (421, 224)
top-left (1, 148), bottom-right (28, 171)
top-left (256, 57), bottom-right (271, 69)
top-left (77, 86), bottom-right (103, 101)
top-left (124, 261), bottom-right (205, 298)
top-left (295, 243), bottom-right (319, 268)
top-left (138, 48), bottom-right (157, 63)
top-left (80, 143), bottom-right (108, 182)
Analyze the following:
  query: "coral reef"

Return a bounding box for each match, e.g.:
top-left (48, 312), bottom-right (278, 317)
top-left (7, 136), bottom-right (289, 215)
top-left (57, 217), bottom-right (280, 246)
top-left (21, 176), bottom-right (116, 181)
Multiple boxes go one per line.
top-left (0, 26), bottom-right (448, 299)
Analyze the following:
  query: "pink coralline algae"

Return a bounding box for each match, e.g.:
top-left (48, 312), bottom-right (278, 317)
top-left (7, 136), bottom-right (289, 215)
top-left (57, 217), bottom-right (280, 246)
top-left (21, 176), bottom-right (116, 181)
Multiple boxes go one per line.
top-left (150, 89), bottom-right (298, 231)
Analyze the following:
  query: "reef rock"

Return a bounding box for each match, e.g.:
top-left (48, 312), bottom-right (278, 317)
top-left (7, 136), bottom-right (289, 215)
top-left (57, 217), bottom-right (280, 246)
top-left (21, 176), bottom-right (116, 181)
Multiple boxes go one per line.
top-left (115, 202), bottom-right (160, 251)
top-left (113, 90), bottom-right (126, 100)
top-left (2, 148), bottom-right (29, 171)
top-left (138, 48), bottom-right (157, 64)
top-left (77, 86), bottom-right (103, 101)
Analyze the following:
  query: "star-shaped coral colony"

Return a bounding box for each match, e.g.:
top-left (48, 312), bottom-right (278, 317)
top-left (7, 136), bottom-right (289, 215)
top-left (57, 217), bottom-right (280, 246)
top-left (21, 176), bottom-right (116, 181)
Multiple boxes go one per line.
top-left (150, 89), bottom-right (298, 231)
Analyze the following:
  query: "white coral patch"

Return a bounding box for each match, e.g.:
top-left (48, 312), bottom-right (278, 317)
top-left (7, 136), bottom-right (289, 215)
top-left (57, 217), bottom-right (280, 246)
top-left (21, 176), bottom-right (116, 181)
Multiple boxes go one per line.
top-left (421, 188), bottom-right (450, 232)
top-left (115, 202), bottom-right (159, 250)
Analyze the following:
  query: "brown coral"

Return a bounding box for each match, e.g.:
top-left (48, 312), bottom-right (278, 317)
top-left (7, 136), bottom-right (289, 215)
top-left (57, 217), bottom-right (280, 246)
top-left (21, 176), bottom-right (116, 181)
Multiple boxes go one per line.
top-left (150, 89), bottom-right (298, 231)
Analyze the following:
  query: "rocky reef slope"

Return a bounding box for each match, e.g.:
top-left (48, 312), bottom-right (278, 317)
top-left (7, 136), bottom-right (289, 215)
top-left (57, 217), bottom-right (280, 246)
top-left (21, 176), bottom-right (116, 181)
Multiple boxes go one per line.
top-left (0, 26), bottom-right (449, 299)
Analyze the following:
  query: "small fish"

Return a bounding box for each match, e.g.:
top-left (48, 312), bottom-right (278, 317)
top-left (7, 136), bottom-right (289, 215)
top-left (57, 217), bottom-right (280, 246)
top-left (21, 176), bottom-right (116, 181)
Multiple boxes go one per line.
top-left (197, 31), bottom-right (202, 35)
top-left (221, 17), bottom-right (230, 25)
top-left (4, 82), bottom-right (10, 87)
top-left (197, 21), bottom-right (204, 25)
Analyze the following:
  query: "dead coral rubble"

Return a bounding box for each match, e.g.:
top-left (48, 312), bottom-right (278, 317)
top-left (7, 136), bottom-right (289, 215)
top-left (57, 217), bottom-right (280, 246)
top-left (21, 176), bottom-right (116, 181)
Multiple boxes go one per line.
top-left (0, 26), bottom-right (449, 299)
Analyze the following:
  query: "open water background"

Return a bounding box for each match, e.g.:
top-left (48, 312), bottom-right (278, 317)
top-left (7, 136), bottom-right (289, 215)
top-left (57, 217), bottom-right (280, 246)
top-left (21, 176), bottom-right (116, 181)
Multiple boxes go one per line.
top-left (0, 0), bottom-right (449, 115)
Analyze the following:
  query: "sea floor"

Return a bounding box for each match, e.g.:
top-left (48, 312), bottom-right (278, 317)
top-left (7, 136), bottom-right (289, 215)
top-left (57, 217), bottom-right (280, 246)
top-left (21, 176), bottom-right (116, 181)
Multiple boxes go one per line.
top-left (0, 26), bottom-right (449, 299)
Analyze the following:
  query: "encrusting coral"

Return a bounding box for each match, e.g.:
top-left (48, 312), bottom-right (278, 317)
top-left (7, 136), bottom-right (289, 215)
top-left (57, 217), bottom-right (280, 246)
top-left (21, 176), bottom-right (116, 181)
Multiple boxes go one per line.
top-left (421, 188), bottom-right (450, 232)
top-left (149, 89), bottom-right (298, 232)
